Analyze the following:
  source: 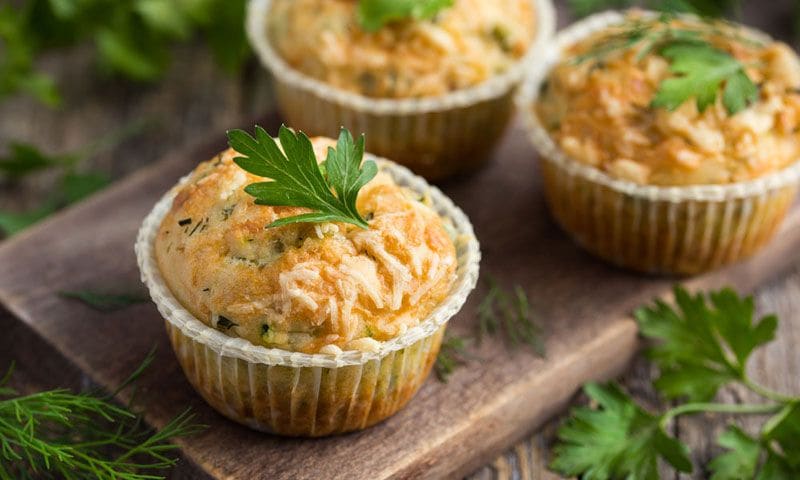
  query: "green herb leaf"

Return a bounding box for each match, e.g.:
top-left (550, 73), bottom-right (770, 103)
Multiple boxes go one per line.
top-left (135, 0), bottom-right (193, 39)
top-left (60, 290), bottom-right (148, 311)
top-left (762, 402), bottom-right (800, 469)
top-left (708, 426), bottom-right (761, 480)
top-left (709, 410), bottom-right (800, 480)
top-left (723, 69), bottom-right (760, 114)
top-left (0, 142), bottom-right (74, 178)
top-left (96, 27), bottom-right (167, 81)
top-left (1, 0), bottom-right (251, 106)
top-left (227, 125), bottom-right (377, 229)
top-left (201, 0), bottom-right (250, 73)
top-left (0, 353), bottom-right (205, 479)
top-left (651, 40), bottom-right (757, 114)
top-left (551, 382), bottom-right (693, 479)
top-left (635, 286), bottom-right (777, 402)
top-left (357, 0), bottom-right (454, 32)
top-left (0, 4), bottom-right (62, 107)
top-left (566, 16), bottom-right (758, 115)
top-left (555, 286), bottom-right (798, 479)
top-left (758, 453), bottom-right (800, 480)
top-left (0, 202), bottom-right (57, 236)
top-left (62, 171), bottom-right (111, 204)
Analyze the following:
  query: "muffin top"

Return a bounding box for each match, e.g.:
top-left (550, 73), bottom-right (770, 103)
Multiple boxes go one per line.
top-left (154, 138), bottom-right (457, 354)
top-left (267, 0), bottom-right (536, 98)
top-left (536, 14), bottom-right (800, 186)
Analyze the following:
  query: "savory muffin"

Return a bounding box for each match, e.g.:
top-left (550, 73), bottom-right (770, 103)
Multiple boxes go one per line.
top-left (537, 15), bottom-right (800, 186)
top-left (247, 0), bottom-right (555, 179)
top-left (268, 0), bottom-right (536, 98)
top-left (519, 12), bottom-right (800, 274)
top-left (138, 129), bottom-right (479, 436)
top-left (154, 137), bottom-right (457, 354)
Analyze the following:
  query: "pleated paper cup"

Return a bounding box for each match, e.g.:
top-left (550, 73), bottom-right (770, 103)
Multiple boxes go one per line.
top-left (135, 157), bottom-right (480, 437)
top-left (246, 0), bottom-right (556, 181)
top-left (517, 11), bottom-right (800, 275)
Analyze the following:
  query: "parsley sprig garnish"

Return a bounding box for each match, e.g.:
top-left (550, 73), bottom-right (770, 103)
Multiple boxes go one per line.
top-left (572, 16), bottom-right (759, 114)
top-left (0, 350), bottom-right (205, 479)
top-left (226, 125), bottom-right (377, 229)
top-left (652, 39), bottom-right (758, 114)
top-left (357, 0), bottom-right (454, 32)
top-left (551, 286), bottom-right (800, 479)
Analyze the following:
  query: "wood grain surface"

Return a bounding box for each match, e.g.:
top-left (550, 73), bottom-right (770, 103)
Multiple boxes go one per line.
top-left (2, 118), bottom-right (800, 479)
top-left (1, 1), bottom-right (799, 479)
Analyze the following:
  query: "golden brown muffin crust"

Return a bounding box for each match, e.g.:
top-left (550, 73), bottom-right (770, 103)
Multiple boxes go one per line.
top-left (154, 138), bottom-right (457, 354)
top-left (268, 0), bottom-right (536, 98)
top-left (536, 15), bottom-right (800, 186)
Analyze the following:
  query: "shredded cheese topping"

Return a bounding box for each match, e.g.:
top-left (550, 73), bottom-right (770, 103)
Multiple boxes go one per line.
top-left (154, 137), bottom-right (457, 353)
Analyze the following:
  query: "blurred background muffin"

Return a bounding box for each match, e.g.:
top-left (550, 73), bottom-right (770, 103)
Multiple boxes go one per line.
top-left (520, 11), bottom-right (800, 274)
top-left (138, 129), bottom-right (480, 436)
top-left (248, 0), bottom-right (555, 180)
top-left (269, 0), bottom-right (535, 98)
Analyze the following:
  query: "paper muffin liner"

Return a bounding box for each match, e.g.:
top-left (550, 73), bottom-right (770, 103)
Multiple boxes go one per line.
top-left (135, 156), bottom-right (481, 436)
top-left (246, 0), bottom-right (556, 180)
top-left (516, 11), bottom-right (800, 275)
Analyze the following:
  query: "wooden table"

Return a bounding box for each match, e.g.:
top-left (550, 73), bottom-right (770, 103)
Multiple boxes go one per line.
top-left (1, 1), bottom-right (798, 478)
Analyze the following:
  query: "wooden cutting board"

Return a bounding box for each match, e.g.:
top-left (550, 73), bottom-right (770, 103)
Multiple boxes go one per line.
top-left (2, 115), bottom-right (800, 479)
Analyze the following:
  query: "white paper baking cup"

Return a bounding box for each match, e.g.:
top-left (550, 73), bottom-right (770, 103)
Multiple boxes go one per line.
top-left (135, 155), bottom-right (480, 436)
top-left (246, 0), bottom-right (556, 180)
top-left (516, 11), bottom-right (800, 274)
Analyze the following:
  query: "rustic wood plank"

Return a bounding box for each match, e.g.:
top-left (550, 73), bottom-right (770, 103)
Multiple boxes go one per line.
top-left (479, 263), bottom-right (800, 480)
top-left (3, 118), bottom-right (800, 479)
top-left (3, 1), bottom-right (800, 478)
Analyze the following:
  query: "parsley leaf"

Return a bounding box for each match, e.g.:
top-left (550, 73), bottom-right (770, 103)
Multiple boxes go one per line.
top-left (0, 142), bottom-right (75, 178)
top-left (554, 286), bottom-right (798, 480)
top-left (651, 40), bottom-right (758, 114)
top-left (0, 202), bottom-right (57, 236)
top-left (0, 4), bottom-right (63, 107)
top-left (62, 171), bottom-right (111, 204)
top-left (60, 290), bottom-right (149, 311)
top-left (708, 426), bottom-right (762, 480)
top-left (357, 0), bottom-right (454, 32)
top-left (635, 286), bottom-right (777, 402)
top-left (709, 412), bottom-right (800, 480)
top-left (762, 402), bottom-right (800, 469)
top-left (227, 125), bottom-right (377, 229)
top-left (551, 382), bottom-right (693, 479)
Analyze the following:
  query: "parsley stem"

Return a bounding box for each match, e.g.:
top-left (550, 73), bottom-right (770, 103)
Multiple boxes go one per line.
top-left (742, 377), bottom-right (797, 403)
top-left (659, 402), bottom-right (781, 429)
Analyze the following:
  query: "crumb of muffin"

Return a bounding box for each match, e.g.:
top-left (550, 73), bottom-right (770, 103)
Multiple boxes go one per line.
top-left (268, 0), bottom-right (536, 98)
top-left (154, 137), bottom-right (457, 354)
top-left (536, 15), bottom-right (800, 186)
